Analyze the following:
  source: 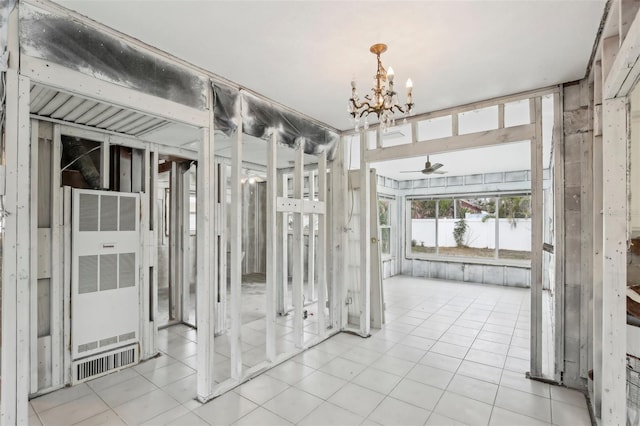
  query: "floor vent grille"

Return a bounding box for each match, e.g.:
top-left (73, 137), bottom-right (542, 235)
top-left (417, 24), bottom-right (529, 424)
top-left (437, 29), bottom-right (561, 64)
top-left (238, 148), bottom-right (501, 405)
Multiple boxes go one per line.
top-left (73, 345), bottom-right (138, 383)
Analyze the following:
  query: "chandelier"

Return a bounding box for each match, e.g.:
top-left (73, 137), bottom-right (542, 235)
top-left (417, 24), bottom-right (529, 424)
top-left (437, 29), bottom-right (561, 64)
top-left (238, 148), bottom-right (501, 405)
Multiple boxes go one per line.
top-left (348, 43), bottom-right (414, 131)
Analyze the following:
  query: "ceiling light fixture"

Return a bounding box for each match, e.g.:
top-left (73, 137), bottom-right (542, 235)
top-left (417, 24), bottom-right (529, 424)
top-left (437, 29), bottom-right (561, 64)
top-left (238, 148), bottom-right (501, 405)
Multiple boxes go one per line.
top-left (349, 43), bottom-right (414, 131)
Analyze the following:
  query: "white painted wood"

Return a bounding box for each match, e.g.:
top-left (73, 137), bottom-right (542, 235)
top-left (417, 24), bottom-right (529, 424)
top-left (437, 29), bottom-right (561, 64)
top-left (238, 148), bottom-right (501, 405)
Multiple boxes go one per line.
top-left (181, 167), bottom-right (191, 324)
top-left (293, 144), bottom-right (305, 347)
top-left (452, 113), bottom-right (459, 136)
top-left (32, 116), bottom-right (196, 162)
top-left (602, 35), bottom-right (622, 98)
top-left (369, 167), bottom-right (383, 329)
top-left (62, 186), bottom-right (72, 385)
top-left (494, 196), bottom-right (500, 259)
top-left (50, 125), bottom-right (65, 389)
top-left (620, 0), bottom-right (640, 43)
top-left (359, 131), bottom-right (371, 336)
top-left (529, 97), bottom-right (544, 378)
top-left (266, 133), bottom-right (277, 361)
top-left (343, 86), bottom-right (560, 136)
top-left (213, 159), bottom-right (227, 336)
top-left (331, 136), bottom-right (348, 331)
top-left (553, 91), bottom-right (566, 384)
top-left (410, 121), bottom-right (418, 144)
top-left (307, 171), bottom-right (316, 303)
top-left (592, 62), bottom-right (603, 418)
top-left (365, 124), bottom-right (535, 163)
top-left (498, 104), bottom-right (505, 129)
top-left (230, 104), bottom-right (243, 379)
top-left (139, 148), bottom-right (154, 359)
top-left (20, 56), bottom-right (209, 128)
top-left (601, 97), bottom-right (627, 426)
top-left (593, 132), bottom-right (604, 417)
top-left (276, 171), bottom-right (288, 316)
top-left (605, 3), bottom-right (640, 98)
top-left (169, 161), bottom-right (181, 322)
top-left (150, 150), bottom-right (159, 355)
top-left (317, 151), bottom-right (328, 336)
top-left (30, 119), bottom-right (40, 394)
top-left (196, 122), bottom-right (215, 401)
top-left (580, 84), bottom-right (594, 382)
top-left (18, 74), bottom-right (32, 422)
top-left (1, 72), bottom-right (33, 423)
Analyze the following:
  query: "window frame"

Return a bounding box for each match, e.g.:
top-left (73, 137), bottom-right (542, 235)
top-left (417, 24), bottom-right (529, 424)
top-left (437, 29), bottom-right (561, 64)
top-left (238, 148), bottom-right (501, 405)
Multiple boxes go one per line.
top-left (405, 192), bottom-right (532, 267)
top-left (378, 195), bottom-right (395, 260)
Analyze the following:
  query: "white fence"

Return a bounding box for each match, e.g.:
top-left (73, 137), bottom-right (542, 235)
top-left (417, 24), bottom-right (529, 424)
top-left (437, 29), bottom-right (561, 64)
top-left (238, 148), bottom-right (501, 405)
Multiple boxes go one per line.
top-left (411, 218), bottom-right (532, 251)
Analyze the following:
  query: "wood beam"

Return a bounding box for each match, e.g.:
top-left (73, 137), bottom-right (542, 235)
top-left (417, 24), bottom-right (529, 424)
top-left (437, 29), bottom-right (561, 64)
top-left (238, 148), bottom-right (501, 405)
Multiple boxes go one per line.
top-left (266, 133), bottom-right (277, 361)
top-left (364, 124), bottom-right (535, 163)
top-left (230, 101), bottom-right (243, 379)
top-left (601, 97), bottom-right (628, 425)
top-left (293, 144), bottom-right (305, 348)
top-left (529, 97), bottom-right (544, 378)
top-left (359, 130), bottom-right (371, 336)
top-left (620, 0), bottom-right (640, 45)
top-left (196, 88), bottom-right (215, 401)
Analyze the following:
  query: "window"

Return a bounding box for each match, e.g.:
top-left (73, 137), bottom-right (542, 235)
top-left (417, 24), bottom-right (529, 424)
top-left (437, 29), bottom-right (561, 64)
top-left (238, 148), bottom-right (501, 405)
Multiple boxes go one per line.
top-left (408, 194), bottom-right (531, 262)
top-left (410, 199), bottom-right (436, 255)
top-left (378, 198), bottom-right (393, 256)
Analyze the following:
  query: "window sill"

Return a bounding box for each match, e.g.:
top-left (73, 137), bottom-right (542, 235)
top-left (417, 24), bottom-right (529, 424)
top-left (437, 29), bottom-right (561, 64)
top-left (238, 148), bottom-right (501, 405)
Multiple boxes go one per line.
top-left (405, 254), bottom-right (531, 268)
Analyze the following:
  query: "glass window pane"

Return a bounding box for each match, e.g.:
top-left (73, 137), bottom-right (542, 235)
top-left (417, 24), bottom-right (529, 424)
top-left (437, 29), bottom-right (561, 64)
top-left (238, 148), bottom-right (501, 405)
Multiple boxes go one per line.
top-left (378, 200), bottom-right (390, 226)
top-left (440, 197), bottom-right (496, 259)
top-left (410, 200), bottom-right (436, 255)
top-left (498, 195), bottom-right (531, 260)
top-left (381, 228), bottom-right (390, 255)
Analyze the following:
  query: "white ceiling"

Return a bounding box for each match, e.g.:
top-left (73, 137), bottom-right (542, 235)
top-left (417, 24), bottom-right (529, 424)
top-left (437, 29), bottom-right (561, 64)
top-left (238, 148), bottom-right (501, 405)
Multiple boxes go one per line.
top-left (57, 0), bottom-right (605, 133)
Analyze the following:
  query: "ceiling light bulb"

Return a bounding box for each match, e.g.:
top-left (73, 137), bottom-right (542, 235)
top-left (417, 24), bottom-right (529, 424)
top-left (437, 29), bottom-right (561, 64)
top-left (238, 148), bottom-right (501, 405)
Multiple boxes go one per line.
top-left (387, 67), bottom-right (395, 82)
top-left (406, 78), bottom-right (413, 90)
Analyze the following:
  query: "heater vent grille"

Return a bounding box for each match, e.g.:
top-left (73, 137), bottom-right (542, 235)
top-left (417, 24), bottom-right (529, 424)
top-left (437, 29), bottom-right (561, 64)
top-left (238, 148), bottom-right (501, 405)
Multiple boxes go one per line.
top-left (73, 345), bottom-right (137, 383)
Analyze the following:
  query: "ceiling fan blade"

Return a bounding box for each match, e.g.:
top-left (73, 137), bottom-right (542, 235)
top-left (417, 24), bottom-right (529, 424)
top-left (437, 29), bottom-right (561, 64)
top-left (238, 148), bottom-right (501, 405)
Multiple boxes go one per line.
top-left (430, 163), bottom-right (444, 171)
top-left (432, 170), bottom-right (447, 174)
top-left (400, 170), bottom-right (422, 173)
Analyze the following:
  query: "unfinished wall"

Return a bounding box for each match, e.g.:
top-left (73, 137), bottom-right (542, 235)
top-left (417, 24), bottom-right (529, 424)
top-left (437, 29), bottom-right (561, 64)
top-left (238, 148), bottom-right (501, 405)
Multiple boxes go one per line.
top-left (562, 80), bottom-right (592, 389)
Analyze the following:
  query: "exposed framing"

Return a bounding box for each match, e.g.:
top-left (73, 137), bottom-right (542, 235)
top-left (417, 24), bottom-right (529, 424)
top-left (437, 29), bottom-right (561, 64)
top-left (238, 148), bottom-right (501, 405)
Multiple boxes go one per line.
top-left (356, 87), bottom-right (558, 379)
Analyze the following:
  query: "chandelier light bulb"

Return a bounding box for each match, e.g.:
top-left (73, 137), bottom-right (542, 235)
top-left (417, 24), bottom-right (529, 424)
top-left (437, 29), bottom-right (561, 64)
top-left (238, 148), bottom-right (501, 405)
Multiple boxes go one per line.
top-left (387, 67), bottom-right (395, 82)
top-left (406, 78), bottom-right (413, 89)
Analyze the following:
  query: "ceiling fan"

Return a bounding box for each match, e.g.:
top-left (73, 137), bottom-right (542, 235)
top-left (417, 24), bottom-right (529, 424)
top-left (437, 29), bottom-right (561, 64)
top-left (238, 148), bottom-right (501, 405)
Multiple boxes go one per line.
top-left (400, 156), bottom-right (447, 175)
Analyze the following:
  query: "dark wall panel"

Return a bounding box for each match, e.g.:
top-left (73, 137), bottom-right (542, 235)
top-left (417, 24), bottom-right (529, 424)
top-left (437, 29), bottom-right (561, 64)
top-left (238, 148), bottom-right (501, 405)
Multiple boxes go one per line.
top-left (213, 83), bottom-right (339, 160)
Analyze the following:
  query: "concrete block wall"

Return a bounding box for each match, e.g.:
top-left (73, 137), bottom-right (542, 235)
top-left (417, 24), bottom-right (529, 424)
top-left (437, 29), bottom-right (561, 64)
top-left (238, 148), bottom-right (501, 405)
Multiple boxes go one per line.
top-left (562, 80), bottom-right (591, 389)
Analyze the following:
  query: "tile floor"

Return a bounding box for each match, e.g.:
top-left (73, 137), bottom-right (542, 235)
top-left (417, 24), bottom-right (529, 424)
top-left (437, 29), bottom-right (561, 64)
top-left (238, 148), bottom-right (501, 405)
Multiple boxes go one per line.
top-left (29, 276), bottom-right (593, 425)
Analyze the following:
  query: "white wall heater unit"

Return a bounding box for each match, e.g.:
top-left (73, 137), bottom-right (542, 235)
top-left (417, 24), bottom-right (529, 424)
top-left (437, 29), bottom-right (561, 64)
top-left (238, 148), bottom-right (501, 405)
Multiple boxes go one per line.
top-left (71, 189), bottom-right (140, 383)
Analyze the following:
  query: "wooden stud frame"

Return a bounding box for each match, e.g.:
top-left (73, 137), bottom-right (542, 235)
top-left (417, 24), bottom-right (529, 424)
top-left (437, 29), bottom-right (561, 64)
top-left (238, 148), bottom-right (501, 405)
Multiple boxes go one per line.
top-left (356, 89), bottom-right (556, 378)
top-left (359, 131), bottom-right (371, 336)
top-left (1, 68), bottom-right (32, 424)
top-left (591, 61), bottom-right (604, 418)
top-left (600, 98), bottom-right (627, 426)
top-left (196, 92), bottom-right (215, 401)
top-left (229, 100), bottom-right (243, 380)
top-left (529, 97), bottom-right (544, 378)
top-left (293, 143), bottom-right (305, 347)
top-left (317, 151), bottom-right (328, 336)
top-left (552, 91), bottom-right (566, 385)
top-left (266, 133), bottom-right (277, 361)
